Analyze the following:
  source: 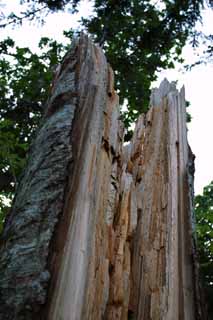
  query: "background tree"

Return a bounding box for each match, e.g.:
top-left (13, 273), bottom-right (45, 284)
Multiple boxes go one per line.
top-left (195, 181), bottom-right (213, 318)
top-left (0, 0), bottom-right (208, 127)
top-left (82, 0), bottom-right (206, 128)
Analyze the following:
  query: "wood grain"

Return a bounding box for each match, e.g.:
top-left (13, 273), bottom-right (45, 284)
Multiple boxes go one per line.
top-left (0, 36), bottom-right (205, 320)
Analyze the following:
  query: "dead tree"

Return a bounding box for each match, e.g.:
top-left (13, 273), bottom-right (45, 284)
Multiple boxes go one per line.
top-left (0, 35), bottom-right (206, 320)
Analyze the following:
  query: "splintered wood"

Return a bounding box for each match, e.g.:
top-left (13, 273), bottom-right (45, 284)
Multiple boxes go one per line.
top-left (0, 35), bottom-right (205, 320)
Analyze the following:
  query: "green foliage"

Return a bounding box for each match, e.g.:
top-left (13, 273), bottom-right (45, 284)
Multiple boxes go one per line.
top-left (195, 181), bottom-right (213, 318)
top-left (186, 100), bottom-right (192, 123)
top-left (83, 0), bottom-right (204, 126)
top-left (22, 0), bottom-right (80, 11)
top-left (0, 1), bottom-right (207, 128)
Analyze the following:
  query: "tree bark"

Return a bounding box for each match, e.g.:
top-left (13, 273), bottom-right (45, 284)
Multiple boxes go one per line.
top-left (0, 35), bottom-right (206, 320)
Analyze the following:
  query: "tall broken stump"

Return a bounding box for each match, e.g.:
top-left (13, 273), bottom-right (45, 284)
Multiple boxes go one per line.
top-left (0, 35), bottom-right (205, 320)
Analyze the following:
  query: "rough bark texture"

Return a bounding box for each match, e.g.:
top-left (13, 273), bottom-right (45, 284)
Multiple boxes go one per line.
top-left (0, 35), bottom-right (205, 320)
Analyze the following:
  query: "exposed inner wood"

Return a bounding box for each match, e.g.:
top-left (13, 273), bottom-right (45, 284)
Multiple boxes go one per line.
top-left (0, 35), bottom-right (205, 320)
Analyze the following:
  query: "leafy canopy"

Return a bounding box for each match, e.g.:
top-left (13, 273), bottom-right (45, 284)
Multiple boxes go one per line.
top-left (1, 0), bottom-right (206, 126)
top-left (195, 181), bottom-right (213, 318)
top-left (83, 0), bottom-right (205, 127)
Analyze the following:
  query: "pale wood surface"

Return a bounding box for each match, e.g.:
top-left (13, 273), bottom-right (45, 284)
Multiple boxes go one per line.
top-left (0, 35), bottom-right (204, 320)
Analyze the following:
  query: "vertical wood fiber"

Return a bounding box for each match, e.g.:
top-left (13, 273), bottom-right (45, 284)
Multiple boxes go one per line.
top-left (0, 36), bottom-right (205, 320)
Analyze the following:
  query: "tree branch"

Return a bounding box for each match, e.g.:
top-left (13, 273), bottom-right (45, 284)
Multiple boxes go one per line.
top-left (0, 5), bottom-right (48, 28)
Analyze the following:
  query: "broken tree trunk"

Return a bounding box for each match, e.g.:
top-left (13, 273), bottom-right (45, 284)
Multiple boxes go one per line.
top-left (0, 35), bottom-right (205, 320)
